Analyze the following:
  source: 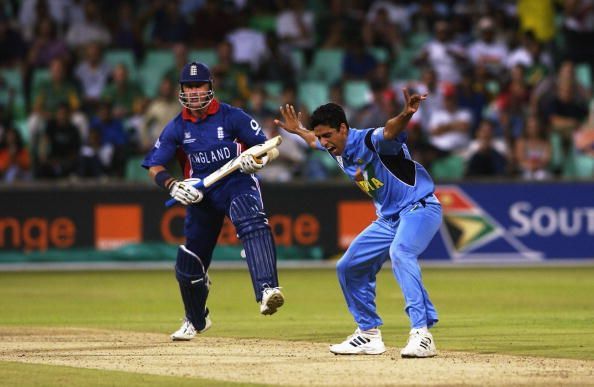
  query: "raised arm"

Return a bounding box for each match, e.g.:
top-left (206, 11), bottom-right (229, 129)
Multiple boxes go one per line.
top-left (383, 89), bottom-right (427, 141)
top-left (274, 104), bottom-right (318, 149)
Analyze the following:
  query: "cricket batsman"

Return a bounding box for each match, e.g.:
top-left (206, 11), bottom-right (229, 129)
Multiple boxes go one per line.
top-left (275, 89), bottom-right (441, 358)
top-left (143, 62), bottom-right (284, 341)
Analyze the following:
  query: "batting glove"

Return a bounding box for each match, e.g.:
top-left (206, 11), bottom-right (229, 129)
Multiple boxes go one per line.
top-left (169, 179), bottom-right (204, 206)
top-left (239, 153), bottom-right (269, 174)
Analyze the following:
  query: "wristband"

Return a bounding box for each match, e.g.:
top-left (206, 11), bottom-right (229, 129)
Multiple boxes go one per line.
top-left (155, 170), bottom-right (173, 190)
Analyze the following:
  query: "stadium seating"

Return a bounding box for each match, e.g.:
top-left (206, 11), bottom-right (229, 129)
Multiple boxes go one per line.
top-left (392, 47), bottom-right (419, 80)
top-left (139, 50), bottom-right (175, 98)
top-left (104, 49), bottom-right (137, 80)
top-left (0, 68), bottom-right (26, 120)
top-left (307, 49), bottom-right (344, 83)
top-left (369, 47), bottom-right (390, 63)
top-left (575, 63), bottom-right (592, 90)
top-left (32, 68), bottom-right (51, 93)
top-left (290, 49), bottom-right (306, 78)
top-left (298, 81), bottom-right (329, 113)
top-left (344, 80), bottom-right (372, 110)
top-left (430, 154), bottom-right (465, 180)
top-left (125, 156), bottom-right (151, 182)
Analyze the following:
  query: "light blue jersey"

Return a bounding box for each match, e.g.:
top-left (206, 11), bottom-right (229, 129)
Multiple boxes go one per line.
top-left (328, 126), bottom-right (442, 331)
top-left (331, 127), bottom-right (435, 219)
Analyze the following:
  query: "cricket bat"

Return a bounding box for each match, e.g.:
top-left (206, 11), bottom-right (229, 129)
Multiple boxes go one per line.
top-left (165, 136), bottom-right (282, 207)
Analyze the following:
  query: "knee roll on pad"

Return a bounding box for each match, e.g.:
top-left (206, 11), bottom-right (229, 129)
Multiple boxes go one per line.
top-left (229, 194), bottom-right (268, 239)
top-left (175, 245), bottom-right (209, 330)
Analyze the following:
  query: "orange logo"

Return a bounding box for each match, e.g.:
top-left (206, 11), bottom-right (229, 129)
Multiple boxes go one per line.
top-left (95, 205), bottom-right (142, 250)
top-left (338, 201), bottom-right (376, 249)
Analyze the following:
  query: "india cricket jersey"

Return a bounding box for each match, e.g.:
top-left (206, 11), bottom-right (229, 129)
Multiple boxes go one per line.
top-left (333, 127), bottom-right (435, 219)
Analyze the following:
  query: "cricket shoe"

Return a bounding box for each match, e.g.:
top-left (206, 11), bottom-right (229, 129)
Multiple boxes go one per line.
top-left (329, 328), bottom-right (386, 355)
top-left (170, 314), bottom-right (212, 341)
top-left (400, 328), bottom-right (437, 358)
top-left (260, 287), bottom-right (284, 315)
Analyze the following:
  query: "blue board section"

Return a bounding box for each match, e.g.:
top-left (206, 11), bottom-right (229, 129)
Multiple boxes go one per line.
top-left (423, 183), bottom-right (594, 261)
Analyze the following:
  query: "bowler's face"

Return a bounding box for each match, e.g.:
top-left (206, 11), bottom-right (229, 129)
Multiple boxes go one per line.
top-left (314, 124), bottom-right (347, 156)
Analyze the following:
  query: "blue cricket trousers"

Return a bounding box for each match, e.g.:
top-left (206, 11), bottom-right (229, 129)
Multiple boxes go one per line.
top-left (336, 195), bottom-right (442, 331)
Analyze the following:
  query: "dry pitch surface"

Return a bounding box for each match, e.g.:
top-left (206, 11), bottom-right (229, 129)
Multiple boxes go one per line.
top-left (1, 327), bottom-right (593, 386)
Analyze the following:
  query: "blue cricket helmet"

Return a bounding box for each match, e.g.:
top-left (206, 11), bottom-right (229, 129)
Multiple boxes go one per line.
top-left (178, 62), bottom-right (215, 111)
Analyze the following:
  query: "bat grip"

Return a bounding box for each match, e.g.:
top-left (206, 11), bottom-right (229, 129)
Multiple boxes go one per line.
top-left (164, 180), bottom-right (206, 207)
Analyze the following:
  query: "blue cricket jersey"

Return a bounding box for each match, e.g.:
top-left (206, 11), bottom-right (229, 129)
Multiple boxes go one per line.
top-left (332, 127), bottom-right (435, 219)
top-left (142, 100), bottom-right (267, 192)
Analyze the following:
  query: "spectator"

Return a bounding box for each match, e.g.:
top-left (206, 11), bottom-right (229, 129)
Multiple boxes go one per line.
top-left (362, 5), bottom-right (401, 59)
top-left (65, 0), bottom-right (111, 48)
top-left (275, 0), bottom-right (315, 62)
top-left (150, 0), bottom-right (190, 48)
top-left (78, 128), bottom-right (108, 178)
top-left (255, 32), bottom-right (296, 84)
top-left (109, 1), bottom-right (144, 58)
top-left (457, 71), bottom-right (487, 135)
top-left (34, 103), bottom-right (81, 178)
top-left (515, 115), bottom-right (551, 180)
top-left (190, 0), bottom-right (237, 48)
top-left (0, 13), bottom-right (27, 67)
top-left (365, 0), bottom-right (411, 32)
top-left (465, 118), bottom-right (509, 177)
top-left (428, 84), bottom-right (472, 154)
top-left (164, 43), bottom-right (189, 86)
top-left (140, 77), bottom-right (179, 152)
top-left (101, 63), bottom-right (143, 119)
top-left (247, 86), bottom-right (305, 182)
top-left (90, 102), bottom-right (128, 175)
top-left (74, 42), bottom-right (111, 107)
top-left (26, 16), bottom-right (69, 69)
top-left (28, 58), bottom-right (86, 144)
top-left (407, 67), bottom-right (444, 133)
top-left (415, 20), bottom-right (467, 85)
top-left (342, 38), bottom-right (378, 80)
top-left (354, 80), bottom-right (398, 129)
top-left (211, 40), bottom-right (251, 105)
top-left (562, 0), bottom-right (594, 85)
top-left (547, 62), bottom-right (589, 165)
top-left (467, 17), bottom-right (509, 75)
top-left (488, 65), bottom-right (531, 144)
top-left (226, 11), bottom-right (268, 71)
top-left (317, 0), bottom-right (360, 49)
top-left (0, 126), bottom-right (31, 182)
top-left (18, 0), bottom-right (54, 42)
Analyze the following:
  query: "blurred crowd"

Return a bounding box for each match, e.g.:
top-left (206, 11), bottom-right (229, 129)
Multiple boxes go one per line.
top-left (1, 0), bottom-right (594, 184)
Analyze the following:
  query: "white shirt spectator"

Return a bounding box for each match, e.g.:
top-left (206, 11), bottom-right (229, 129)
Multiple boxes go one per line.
top-left (428, 108), bottom-right (472, 152)
top-left (422, 41), bottom-right (465, 84)
top-left (467, 40), bottom-right (508, 69)
top-left (365, 1), bottom-right (411, 31)
top-left (75, 62), bottom-right (111, 100)
top-left (506, 47), bottom-right (533, 69)
top-left (276, 8), bottom-right (315, 49)
top-left (66, 20), bottom-right (111, 48)
top-left (226, 28), bottom-right (267, 70)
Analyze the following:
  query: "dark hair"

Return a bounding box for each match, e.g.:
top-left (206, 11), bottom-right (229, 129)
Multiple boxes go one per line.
top-left (310, 103), bottom-right (348, 131)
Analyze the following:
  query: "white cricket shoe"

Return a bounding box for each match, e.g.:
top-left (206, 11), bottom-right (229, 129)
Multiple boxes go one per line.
top-left (260, 287), bottom-right (284, 315)
top-left (329, 328), bottom-right (386, 355)
top-left (400, 328), bottom-right (437, 358)
top-left (170, 316), bottom-right (212, 341)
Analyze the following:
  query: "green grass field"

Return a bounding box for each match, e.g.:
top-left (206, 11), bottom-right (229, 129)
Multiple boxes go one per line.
top-left (1, 266), bottom-right (594, 385)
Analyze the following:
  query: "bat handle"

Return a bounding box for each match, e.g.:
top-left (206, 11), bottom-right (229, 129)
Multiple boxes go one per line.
top-left (164, 180), bottom-right (206, 207)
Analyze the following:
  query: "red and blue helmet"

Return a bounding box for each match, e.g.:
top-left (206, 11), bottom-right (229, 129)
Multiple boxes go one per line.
top-left (178, 62), bottom-right (214, 111)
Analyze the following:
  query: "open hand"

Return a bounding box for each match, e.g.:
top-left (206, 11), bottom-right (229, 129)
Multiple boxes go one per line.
top-left (274, 104), bottom-right (305, 135)
top-left (402, 88), bottom-right (428, 115)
